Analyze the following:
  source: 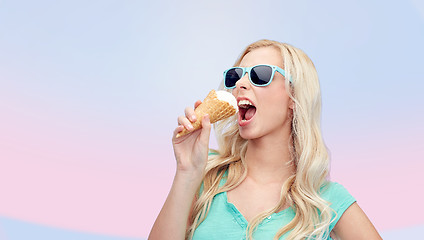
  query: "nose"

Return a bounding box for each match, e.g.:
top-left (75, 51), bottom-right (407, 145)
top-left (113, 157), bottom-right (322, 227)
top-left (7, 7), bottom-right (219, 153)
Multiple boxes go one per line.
top-left (235, 72), bottom-right (250, 90)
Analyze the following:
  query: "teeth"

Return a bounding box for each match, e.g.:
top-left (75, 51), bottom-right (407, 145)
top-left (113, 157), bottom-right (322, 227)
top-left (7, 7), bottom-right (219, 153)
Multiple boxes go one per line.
top-left (238, 99), bottom-right (254, 108)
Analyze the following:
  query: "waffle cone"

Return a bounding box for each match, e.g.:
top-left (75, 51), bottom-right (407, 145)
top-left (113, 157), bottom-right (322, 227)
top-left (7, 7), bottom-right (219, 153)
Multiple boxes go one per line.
top-left (176, 90), bottom-right (236, 138)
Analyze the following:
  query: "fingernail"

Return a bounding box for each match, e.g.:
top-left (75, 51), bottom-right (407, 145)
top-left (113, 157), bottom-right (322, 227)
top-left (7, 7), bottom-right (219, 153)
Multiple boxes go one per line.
top-left (192, 115), bottom-right (196, 121)
top-left (188, 124), bottom-right (193, 130)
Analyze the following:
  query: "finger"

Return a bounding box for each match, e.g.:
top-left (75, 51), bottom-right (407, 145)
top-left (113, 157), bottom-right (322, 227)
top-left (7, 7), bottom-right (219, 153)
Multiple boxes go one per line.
top-left (173, 125), bottom-right (184, 137)
top-left (172, 125), bottom-right (189, 143)
top-left (199, 114), bottom-right (211, 145)
top-left (194, 100), bottom-right (202, 109)
top-left (184, 106), bottom-right (197, 122)
top-left (177, 115), bottom-right (194, 131)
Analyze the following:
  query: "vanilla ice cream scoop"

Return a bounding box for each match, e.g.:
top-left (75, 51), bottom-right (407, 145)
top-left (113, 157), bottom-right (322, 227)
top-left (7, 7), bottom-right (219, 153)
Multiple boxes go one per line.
top-left (216, 90), bottom-right (238, 111)
top-left (176, 90), bottom-right (238, 138)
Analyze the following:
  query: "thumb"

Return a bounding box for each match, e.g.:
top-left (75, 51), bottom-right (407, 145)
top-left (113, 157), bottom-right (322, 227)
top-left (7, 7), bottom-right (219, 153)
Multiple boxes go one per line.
top-left (199, 114), bottom-right (211, 145)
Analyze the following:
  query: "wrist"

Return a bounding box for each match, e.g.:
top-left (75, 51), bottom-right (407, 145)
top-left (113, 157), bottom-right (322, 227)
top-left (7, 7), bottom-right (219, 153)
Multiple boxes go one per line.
top-left (175, 160), bottom-right (206, 178)
top-left (175, 168), bottom-right (204, 186)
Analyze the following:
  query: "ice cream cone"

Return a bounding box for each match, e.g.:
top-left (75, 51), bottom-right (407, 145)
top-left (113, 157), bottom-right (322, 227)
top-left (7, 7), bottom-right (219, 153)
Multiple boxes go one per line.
top-left (176, 90), bottom-right (237, 138)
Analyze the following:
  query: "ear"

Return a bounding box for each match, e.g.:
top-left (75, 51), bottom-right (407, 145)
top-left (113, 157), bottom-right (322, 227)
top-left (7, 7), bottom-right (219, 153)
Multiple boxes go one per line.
top-left (289, 98), bottom-right (295, 110)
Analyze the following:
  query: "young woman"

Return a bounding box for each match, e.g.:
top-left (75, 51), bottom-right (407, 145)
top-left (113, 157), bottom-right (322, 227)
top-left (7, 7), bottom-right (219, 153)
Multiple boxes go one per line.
top-left (149, 39), bottom-right (382, 240)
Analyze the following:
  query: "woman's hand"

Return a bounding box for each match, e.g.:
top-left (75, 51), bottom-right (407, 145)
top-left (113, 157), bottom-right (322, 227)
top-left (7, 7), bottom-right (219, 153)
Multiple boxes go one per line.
top-left (172, 100), bottom-right (211, 177)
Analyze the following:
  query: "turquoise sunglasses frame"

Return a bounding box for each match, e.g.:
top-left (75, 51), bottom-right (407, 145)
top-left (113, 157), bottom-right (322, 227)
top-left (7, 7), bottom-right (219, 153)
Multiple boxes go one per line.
top-left (223, 64), bottom-right (291, 89)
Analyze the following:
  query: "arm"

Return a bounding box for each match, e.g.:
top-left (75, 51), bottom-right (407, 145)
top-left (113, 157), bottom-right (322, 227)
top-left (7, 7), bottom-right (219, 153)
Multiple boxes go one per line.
top-left (331, 202), bottom-right (382, 240)
top-left (148, 170), bottom-right (203, 240)
top-left (148, 101), bottom-right (211, 240)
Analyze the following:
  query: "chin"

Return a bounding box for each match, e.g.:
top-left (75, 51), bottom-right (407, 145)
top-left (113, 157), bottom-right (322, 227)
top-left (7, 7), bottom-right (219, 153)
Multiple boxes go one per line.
top-left (238, 129), bottom-right (260, 140)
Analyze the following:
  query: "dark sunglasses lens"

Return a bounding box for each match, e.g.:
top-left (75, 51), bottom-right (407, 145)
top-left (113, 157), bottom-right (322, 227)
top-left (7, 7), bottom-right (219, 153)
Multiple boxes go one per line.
top-left (225, 68), bottom-right (244, 88)
top-left (251, 66), bottom-right (273, 85)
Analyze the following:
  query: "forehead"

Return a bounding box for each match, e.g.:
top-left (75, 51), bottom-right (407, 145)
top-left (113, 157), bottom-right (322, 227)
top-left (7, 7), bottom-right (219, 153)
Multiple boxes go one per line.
top-left (239, 46), bottom-right (283, 68)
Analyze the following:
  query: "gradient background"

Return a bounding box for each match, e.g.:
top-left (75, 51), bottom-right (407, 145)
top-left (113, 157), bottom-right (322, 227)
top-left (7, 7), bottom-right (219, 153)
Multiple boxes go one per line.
top-left (1, 0), bottom-right (423, 239)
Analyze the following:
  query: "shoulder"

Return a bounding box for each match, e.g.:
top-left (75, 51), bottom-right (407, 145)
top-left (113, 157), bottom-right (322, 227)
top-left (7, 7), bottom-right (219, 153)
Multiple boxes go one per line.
top-left (319, 181), bottom-right (355, 202)
top-left (319, 181), bottom-right (357, 232)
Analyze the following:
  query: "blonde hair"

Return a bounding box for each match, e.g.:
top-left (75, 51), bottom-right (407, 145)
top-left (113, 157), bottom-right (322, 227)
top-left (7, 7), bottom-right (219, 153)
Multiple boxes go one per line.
top-left (187, 40), bottom-right (335, 240)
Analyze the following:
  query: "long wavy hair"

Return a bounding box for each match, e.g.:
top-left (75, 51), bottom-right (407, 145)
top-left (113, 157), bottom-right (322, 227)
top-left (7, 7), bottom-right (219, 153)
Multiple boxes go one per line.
top-left (186, 39), bottom-right (335, 240)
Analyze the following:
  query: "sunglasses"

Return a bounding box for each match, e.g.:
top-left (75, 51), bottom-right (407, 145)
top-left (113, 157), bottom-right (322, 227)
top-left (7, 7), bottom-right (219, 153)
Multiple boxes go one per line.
top-left (223, 64), bottom-right (290, 89)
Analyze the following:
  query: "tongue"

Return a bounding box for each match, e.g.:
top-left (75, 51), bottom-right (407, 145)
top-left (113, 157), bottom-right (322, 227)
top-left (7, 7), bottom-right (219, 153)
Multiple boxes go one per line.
top-left (245, 107), bottom-right (256, 120)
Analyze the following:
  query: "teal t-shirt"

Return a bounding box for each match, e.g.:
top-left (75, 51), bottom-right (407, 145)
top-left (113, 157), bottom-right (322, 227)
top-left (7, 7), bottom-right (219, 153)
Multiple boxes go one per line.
top-left (192, 171), bottom-right (356, 240)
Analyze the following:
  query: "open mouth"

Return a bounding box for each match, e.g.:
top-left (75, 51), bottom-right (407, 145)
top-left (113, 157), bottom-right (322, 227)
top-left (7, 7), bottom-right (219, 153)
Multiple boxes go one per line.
top-left (238, 99), bottom-right (256, 123)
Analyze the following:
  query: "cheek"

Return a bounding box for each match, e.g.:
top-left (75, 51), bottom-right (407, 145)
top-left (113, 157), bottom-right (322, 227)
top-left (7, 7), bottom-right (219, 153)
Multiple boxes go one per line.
top-left (262, 91), bottom-right (291, 119)
top-left (268, 87), bottom-right (290, 107)
top-left (231, 88), bottom-right (237, 97)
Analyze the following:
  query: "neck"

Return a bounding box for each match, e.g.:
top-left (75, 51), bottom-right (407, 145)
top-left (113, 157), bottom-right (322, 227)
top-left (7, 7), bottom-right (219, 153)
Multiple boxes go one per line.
top-left (244, 133), bottom-right (295, 185)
